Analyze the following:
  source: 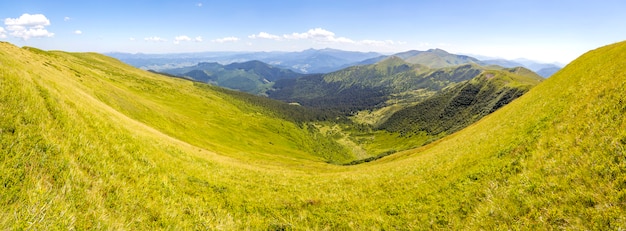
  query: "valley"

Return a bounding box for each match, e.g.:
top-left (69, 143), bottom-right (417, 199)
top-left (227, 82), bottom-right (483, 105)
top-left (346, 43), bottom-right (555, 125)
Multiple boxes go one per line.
top-left (1, 40), bottom-right (625, 229)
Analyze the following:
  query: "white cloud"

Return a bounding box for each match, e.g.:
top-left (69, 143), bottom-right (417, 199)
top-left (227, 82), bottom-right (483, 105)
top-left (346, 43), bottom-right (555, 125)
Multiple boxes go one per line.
top-left (331, 36), bottom-right (355, 44)
top-left (5, 13), bottom-right (50, 27)
top-left (174, 35), bottom-right (191, 44)
top-left (0, 27), bottom-right (6, 38)
top-left (197, 3), bottom-right (203, 7)
top-left (284, 28), bottom-right (336, 40)
top-left (74, 30), bottom-right (82, 35)
top-left (248, 28), bottom-right (405, 51)
top-left (281, 28), bottom-right (404, 47)
top-left (281, 28), bottom-right (358, 44)
top-left (64, 16), bottom-right (71, 22)
top-left (4, 13), bottom-right (54, 40)
top-left (129, 37), bottom-right (136, 41)
top-left (174, 35), bottom-right (203, 44)
top-left (358, 39), bottom-right (401, 47)
top-left (144, 36), bottom-right (167, 42)
top-left (248, 32), bottom-right (281, 40)
top-left (211, 36), bottom-right (239, 43)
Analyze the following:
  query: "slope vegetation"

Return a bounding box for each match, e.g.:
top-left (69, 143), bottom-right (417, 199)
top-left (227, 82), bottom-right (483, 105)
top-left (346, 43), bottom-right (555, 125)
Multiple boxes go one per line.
top-left (162, 60), bottom-right (303, 94)
top-left (1, 41), bottom-right (625, 230)
top-left (380, 67), bottom-right (543, 136)
top-left (370, 40), bottom-right (626, 229)
top-left (332, 66), bottom-right (542, 163)
top-left (269, 57), bottom-right (485, 112)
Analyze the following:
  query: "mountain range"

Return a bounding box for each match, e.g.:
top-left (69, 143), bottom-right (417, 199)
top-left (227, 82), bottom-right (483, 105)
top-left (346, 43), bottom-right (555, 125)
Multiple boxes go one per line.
top-left (160, 60), bottom-right (304, 94)
top-left (481, 58), bottom-right (562, 77)
top-left (268, 53), bottom-right (542, 113)
top-left (108, 48), bottom-right (382, 73)
top-left (159, 48), bottom-right (548, 100)
top-left (109, 48), bottom-right (561, 77)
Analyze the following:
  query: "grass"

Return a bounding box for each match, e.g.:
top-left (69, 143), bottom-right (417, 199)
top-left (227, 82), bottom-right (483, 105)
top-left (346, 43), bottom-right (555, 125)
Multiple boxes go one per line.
top-left (1, 40), bottom-right (626, 229)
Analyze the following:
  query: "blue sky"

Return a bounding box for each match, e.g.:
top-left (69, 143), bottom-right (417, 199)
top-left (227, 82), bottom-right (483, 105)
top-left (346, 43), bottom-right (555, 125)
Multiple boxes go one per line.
top-left (0, 0), bottom-right (624, 64)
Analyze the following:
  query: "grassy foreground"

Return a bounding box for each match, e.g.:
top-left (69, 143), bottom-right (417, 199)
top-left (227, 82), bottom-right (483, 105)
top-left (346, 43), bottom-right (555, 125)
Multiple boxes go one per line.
top-left (1, 40), bottom-right (626, 229)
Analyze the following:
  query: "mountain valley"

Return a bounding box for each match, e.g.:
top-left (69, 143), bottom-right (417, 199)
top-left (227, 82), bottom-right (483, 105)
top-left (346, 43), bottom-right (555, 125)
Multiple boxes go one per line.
top-left (1, 40), bottom-right (625, 229)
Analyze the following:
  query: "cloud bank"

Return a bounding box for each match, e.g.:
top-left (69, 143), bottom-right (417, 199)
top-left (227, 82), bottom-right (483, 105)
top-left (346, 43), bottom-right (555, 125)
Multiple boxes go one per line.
top-left (174, 35), bottom-right (202, 44)
top-left (249, 28), bottom-right (401, 48)
top-left (248, 32), bottom-right (281, 40)
top-left (174, 35), bottom-right (191, 44)
top-left (211, 36), bottom-right (239, 43)
top-left (144, 36), bottom-right (167, 42)
top-left (4, 13), bottom-right (54, 40)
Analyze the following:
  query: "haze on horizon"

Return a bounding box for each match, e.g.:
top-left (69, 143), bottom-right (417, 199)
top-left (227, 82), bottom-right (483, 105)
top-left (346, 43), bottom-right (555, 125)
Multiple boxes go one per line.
top-left (1, 0), bottom-right (624, 64)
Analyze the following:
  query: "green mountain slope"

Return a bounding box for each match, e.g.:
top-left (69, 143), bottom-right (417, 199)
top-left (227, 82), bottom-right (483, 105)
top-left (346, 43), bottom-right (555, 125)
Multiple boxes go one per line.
top-left (269, 57), bottom-right (485, 112)
top-left (371, 40), bottom-right (626, 229)
top-left (0, 43), bottom-right (353, 164)
top-left (1, 40), bottom-right (625, 230)
top-left (339, 66), bottom-right (542, 162)
top-left (162, 60), bottom-right (303, 95)
top-left (403, 48), bottom-right (482, 68)
top-left (379, 68), bottom-right (543, 136)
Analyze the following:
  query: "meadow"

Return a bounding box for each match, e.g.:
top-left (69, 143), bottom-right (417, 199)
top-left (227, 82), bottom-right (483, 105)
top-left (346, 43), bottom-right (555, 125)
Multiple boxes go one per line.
top-left (1, 40), bottom-right (625, 229)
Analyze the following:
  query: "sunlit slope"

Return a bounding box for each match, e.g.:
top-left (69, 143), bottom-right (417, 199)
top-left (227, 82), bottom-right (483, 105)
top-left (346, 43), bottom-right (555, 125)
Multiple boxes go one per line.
top-left (0, 42), bottom-right (353, 229)
top-left (368, 40), bottom-right (626, 228)
top-left (1, 40), bottom-right (625, 230)
top-left (0, 43), bottom-right (350, 164)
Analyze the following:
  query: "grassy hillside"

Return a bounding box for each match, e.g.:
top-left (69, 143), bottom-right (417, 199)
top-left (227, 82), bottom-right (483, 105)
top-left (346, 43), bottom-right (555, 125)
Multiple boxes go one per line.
top-left (0, 42), bottom-right (354, 164)
top-left (380, 67), bottom-right (543, 136)
top-left (1, 40), bottom-right (626, 230)
top-left (371, 41), bottom-right (626, 229)
top-left (328, 67), bottom-right (543, 163)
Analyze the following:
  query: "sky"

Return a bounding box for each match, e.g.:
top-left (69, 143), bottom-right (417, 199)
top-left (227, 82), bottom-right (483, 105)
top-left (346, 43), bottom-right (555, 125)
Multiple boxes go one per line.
top-left (0, 0), bottom-right (625, 64)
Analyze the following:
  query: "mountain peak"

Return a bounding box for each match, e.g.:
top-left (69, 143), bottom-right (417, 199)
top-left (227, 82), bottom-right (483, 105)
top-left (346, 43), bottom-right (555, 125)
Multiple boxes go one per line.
top-left (426, 48), bottom-right (449, 54)
top-left (377, 56), bottom-right (409, 66)
top-left (368, 56), bottom-right (413, 71)
top-left (400, 49), bottom-right (479, 68)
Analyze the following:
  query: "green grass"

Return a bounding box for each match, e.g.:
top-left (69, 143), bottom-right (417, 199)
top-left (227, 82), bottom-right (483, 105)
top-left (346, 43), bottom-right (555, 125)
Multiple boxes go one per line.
top-left (43, 48), bottom-right (351, 165)
top-left (1, 40), bottom-right (626, 229)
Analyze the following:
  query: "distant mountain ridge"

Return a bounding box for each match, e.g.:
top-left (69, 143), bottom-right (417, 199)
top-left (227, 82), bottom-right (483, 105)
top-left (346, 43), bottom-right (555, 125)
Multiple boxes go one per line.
top-left (351, 49), bottom-right (561, 77)
top-left (154, 48), bottom-right (548, 113)
top-left (480, 58), bottom-right (562, 77)
top-left (109, 48), bottom-right (561, 78)
top-left (107, 48), bottom-right (382, 74)
top-left (403, 49), bottom-right (482, 68)
top-left (346, 49), bottom-right (482, 69)
top-left (268, 56), bottom-right (516, 113)
top-left (160, 60), bottom-right (304, 94)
